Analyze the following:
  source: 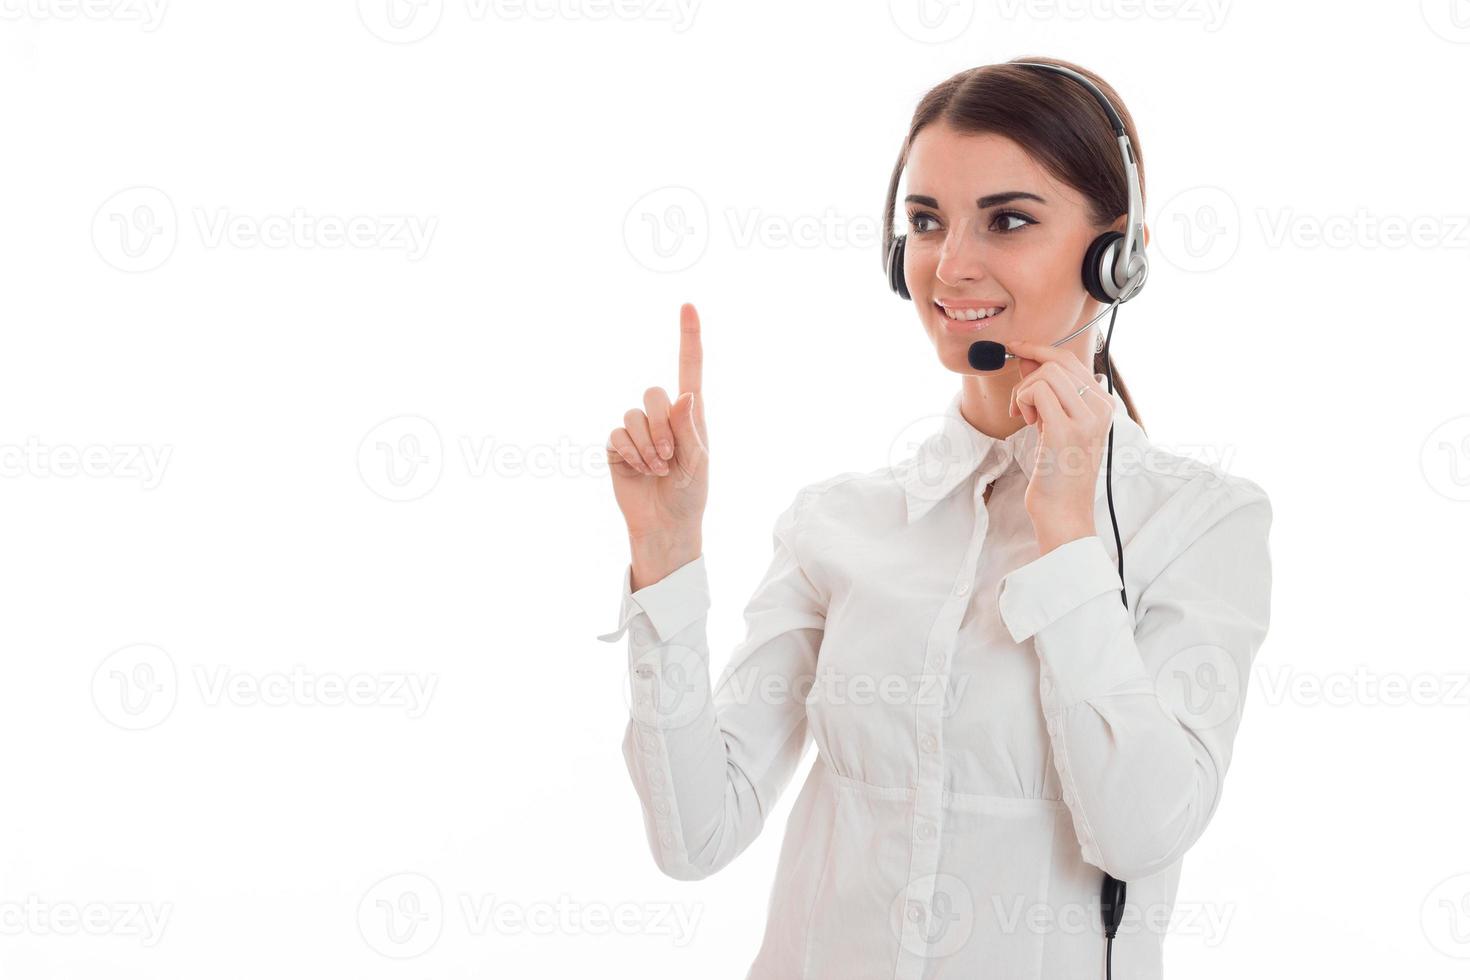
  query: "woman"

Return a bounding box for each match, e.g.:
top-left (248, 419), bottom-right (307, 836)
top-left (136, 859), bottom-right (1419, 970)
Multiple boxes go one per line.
top-left (597, 56), bottom-right (1272, 980)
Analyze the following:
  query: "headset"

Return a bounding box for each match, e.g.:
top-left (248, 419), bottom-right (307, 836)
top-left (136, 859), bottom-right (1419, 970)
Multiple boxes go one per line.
top-left (882, 61), bottom-right (1144, 979)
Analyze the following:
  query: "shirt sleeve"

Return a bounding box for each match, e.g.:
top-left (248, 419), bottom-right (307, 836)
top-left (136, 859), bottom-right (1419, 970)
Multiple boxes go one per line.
top-left (595, 487), bottom-right (827, 881)
top-left (993, 479), bottom-right (1273, 882)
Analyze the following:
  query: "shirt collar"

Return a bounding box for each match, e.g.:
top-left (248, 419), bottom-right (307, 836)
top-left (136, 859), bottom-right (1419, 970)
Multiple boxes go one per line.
top-left (898, 378), bottom-right (1146, 525)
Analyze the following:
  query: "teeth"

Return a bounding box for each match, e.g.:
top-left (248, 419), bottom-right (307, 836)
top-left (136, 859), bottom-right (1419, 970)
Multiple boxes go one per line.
top-left (938, 304), bottom-right (1004, 321)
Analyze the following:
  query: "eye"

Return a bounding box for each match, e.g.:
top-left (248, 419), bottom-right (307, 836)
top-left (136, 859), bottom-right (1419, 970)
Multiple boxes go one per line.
top-left (991, 210), bottom-right (1036, 234)
top-left (905, 208), bottom-right (939, 234)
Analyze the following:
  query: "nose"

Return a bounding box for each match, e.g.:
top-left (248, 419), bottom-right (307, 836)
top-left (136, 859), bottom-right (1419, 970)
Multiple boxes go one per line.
top-left (934, 221), bottom-right (990, 287)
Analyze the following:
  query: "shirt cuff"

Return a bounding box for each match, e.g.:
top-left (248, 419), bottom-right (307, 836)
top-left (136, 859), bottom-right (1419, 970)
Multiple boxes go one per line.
top-left (995, 535), bottom-right (1120, 643)
top-left (595, 553), bottom-right (711, 645)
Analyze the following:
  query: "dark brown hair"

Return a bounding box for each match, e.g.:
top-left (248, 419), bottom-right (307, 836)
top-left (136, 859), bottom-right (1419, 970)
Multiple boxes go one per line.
top-left (882, 55), bottom-right (1146, 432)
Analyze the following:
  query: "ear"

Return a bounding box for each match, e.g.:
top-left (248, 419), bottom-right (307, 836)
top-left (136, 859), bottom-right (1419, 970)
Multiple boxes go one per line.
top-left (1142, 221), bottom-right (1150, 249)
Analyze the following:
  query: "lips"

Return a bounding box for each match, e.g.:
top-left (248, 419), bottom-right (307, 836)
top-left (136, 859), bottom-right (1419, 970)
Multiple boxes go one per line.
top-left (934, 301), bottom-right (1006, 333)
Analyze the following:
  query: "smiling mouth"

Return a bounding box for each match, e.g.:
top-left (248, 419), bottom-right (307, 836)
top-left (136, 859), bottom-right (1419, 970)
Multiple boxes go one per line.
top-left (934, 302), bottom-right (1007, 330)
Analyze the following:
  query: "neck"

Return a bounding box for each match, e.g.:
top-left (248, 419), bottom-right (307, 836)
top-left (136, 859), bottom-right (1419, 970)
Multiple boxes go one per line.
top-left (958, 374), bottom-right (1028, 442)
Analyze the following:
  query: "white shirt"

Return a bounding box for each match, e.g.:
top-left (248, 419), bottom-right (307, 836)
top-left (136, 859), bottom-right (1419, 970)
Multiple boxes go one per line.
top-left (596, 380), bottom-right (1273, 979)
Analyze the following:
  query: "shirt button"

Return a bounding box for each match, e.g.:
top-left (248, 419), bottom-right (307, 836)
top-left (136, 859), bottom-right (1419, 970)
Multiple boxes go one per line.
top-left (653, 797), bottom-right (670, 814)
top-left (907, 903), bottom-right (923, 923)
top-left (955, 581), bottom-right (970, 595)
top-left (916, 822), bottom-right (935, 841)
top-left (660, 833), bottom-right (673, 847)
top-left (649, 769), bottom-right (664, 786)
top-left (1062, 789), bottom-right (1073, 806)
top-left (920, 734), bottom-right (938, 753)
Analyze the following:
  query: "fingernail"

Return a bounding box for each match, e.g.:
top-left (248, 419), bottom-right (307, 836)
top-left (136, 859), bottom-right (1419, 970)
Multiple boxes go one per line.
top-left (657, 441), bottom-right (672, 459)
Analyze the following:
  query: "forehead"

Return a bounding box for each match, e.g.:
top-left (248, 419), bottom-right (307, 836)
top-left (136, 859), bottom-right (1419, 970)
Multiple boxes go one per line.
top-left (905, 121), bottom-right (1082, 208)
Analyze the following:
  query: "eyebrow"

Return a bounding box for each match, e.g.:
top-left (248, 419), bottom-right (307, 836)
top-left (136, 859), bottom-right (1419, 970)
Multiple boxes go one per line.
top-left (904, 191), bottom-right (1047, 209)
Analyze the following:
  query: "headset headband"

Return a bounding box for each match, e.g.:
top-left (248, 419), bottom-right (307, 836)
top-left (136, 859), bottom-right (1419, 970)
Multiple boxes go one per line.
top-left (1010, 62), bottom-right (1147, 300)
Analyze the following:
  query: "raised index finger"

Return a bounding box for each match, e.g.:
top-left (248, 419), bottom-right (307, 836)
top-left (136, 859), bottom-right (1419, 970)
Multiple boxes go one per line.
top-left (678, 302), bottom-right (702, 396)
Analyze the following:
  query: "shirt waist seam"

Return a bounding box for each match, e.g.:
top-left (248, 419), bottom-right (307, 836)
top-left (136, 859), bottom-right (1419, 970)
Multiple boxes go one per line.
top-left (821, 757), bottom-right (1068, 810)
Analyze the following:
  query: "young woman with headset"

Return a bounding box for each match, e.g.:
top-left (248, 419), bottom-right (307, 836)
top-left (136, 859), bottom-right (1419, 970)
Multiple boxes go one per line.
top-left (597, 56), bottom-right (1273, 980)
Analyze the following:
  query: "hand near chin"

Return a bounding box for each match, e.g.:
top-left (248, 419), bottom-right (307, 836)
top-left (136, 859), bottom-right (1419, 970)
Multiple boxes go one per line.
top-left (1006, 340), bottom-right (1115, 550)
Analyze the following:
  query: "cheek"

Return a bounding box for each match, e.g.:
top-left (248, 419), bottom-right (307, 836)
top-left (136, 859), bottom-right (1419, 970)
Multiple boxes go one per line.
top-left (906, 242), bottom-right (936, 281)
top-left (1010, 259), bottom-right (1084, 324)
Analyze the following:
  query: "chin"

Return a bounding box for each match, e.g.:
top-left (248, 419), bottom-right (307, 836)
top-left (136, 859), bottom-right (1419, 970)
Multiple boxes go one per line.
top-left (935, 345), bottom-right (1005, 378)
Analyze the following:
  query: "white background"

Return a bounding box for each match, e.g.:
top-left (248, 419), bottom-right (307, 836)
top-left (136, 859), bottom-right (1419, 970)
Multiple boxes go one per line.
top-left (1, 1), bottom-right (1467, 977)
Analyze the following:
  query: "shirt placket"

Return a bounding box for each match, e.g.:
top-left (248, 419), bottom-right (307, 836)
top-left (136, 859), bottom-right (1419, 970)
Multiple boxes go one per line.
top-left (894, 450), bottom-right (1008, 979)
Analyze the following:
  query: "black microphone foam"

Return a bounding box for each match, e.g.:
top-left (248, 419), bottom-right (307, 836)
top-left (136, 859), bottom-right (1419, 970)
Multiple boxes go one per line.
top-left (967, 340), bottom-right (1007, 371)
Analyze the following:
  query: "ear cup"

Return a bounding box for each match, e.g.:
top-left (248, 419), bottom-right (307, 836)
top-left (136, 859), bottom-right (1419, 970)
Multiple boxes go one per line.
top-left (1081, 230), bottom-right (1124, 303)
top-left (886, 234), bottom-right (910, 300)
